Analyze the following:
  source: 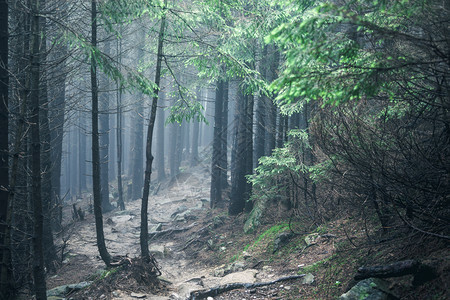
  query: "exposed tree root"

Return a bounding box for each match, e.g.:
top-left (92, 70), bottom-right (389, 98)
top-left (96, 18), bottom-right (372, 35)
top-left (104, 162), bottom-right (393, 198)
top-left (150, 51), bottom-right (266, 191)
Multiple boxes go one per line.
top-left (189, 274), bottom-right (306, 300)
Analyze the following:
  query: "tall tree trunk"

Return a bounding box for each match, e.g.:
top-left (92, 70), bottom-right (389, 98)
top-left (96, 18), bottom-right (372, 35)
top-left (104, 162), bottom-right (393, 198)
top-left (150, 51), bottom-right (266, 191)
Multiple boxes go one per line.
top-left (116, 34), bottom-right (125, 210)
top-left (156, 90), bottom-right (166, 181)
top-left (0, 0), bottom-right (9, 296)
top-left (39, 13), bottom-right (57, 272)
top-left (254, 46), bottom-right (268, 166)
top-left (131, 29), bottom-right (145, 200)
top-left (190, 87), bottom-right (200, 166)
top-left (100, 39), bottom-right (112, 212)
top-left (49, 43), bottom-right (66, 230)
top-left (91, 0), bottom-right (111, 267)
top-left (229, 85), bottom-right (253, 215)
top-left (211, 79), bottom-right (224, 208)
top-left (141, 0), bottom-right (166, 262)
top-left (220, 80), bottom-right (229, 188)
top-left (265, 46), bottom-right (279, 155)
top-left (30, 0), bottom-right (47, 297)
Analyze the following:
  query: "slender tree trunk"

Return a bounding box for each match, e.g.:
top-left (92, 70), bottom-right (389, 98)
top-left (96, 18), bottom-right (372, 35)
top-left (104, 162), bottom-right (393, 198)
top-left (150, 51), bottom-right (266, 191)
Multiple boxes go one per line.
top-left (220, 80), bottom-right (229, 188)
top-left (141, 0), bottom-right (166, 261)
top-left (265, 46), bottom-right (279, 155)
top-left (211, 79), bottom-right (224, 208)
top-left (254, 46), bottom-right (268, 166)
top-left (156, 90), bottom-right (166, 181)
top-left (49, 42), bottom-right (66, 230)
top-left (131, 28), bottom-right (145, 200)
top-left (190, 87), bottom-right (200, 166)
top-left (30, 0), bottom-right (47, 297)
top-left (0, 0), bottom-right (9, 296)
top-left (116, 34), bottom-right (125, 210)
top-left (100, 39), bottom-right (112, 212)
top-left (91, 0), bottom-right (111, 267)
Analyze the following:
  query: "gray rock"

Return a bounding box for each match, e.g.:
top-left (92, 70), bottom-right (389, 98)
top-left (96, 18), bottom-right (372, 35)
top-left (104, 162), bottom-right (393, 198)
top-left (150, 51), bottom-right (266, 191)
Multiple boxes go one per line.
top-left (47, 281), bottom-right (92, 297)
top-left (304, 233), bottom-right (319, 246)
top-left (340, 278), bottom-right (397, 300)
top-left (301, 273), bottom-right (315, 285)
top-left (149, 245), bottom-right (165, 258)
top-left (273, 232), bottom-right (294, 253)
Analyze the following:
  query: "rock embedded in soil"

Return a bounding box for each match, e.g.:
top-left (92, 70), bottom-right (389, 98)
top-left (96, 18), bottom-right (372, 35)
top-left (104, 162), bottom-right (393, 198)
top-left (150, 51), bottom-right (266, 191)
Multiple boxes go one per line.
top-left (340, 278), bottom-right (396, 300)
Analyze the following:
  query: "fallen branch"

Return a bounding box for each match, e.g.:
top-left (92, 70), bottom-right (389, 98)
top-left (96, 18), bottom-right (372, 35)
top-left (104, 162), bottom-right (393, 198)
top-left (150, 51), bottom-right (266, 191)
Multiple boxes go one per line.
top-left (189, 274), bottom-right (306, 300)
top-left (354, 260), bottom-right (436, 285)
top-left (148, 222), bottom-right (197, 240)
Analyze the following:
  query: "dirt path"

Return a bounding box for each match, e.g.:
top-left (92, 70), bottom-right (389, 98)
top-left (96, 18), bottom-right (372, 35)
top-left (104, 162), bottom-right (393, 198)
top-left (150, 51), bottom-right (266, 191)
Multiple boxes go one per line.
top-left (48, 164), bottom-right (321, 299)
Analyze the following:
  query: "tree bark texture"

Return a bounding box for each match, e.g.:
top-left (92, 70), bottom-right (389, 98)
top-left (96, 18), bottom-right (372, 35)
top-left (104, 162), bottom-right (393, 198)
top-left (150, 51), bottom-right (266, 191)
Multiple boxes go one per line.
top-left (91, 0), bottom-right (111, 267)
top-left (0, 0), bottom-right (9, 296)
top-left (141, 0), bottom-right (166, 261)
top-left (100, 39), bottom-right (111, 212)
top-left (30, 0), bottom-right (47, 297)
top-left (210, 79), bottom-right (224, 208)
top-left (229, 86), bottom-right (253, 215)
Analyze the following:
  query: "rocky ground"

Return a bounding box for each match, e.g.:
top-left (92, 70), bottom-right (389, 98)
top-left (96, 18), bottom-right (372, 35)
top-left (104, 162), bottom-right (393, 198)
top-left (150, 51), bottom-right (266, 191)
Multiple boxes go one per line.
top-left (38, 162), bottom-right (449, 300)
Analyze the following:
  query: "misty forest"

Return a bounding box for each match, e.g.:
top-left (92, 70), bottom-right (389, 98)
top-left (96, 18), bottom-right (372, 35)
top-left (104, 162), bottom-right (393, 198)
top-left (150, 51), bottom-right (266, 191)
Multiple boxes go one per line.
top-left (0, 0), bottom-right (449, 299)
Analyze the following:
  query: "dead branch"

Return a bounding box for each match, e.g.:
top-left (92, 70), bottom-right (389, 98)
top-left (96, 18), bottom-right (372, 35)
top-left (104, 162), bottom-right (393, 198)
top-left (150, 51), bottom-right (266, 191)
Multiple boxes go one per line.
top-left (148, 222), bottom-right (197, 240)
top-left (354, 260), bottom-right (437, 285)
top-left (189, 274), bottom-right (306, 300)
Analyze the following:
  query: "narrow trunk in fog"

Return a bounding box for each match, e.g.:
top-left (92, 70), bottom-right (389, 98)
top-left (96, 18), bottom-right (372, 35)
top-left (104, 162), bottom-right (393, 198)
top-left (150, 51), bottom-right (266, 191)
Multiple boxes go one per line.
top-left (131, 29), bottom-right (145, 200)
top-left (156, 91), bottom-right (166, 181)
top-left (100, 39), bottom-right (111, 212)
top-left (220, 80), bottom-right (229, 188)
top-left (211, 78), bottom-right (224, 208)
top-left (141, 1), bottom-right (166, 261)
top-left (190, 87), bottom-right (200, 166)
top-left (116, 77), bottom-right (125, 210)
top-left (30, 0), bottom-right (47, 297)
top-left (91, 0), bottom-right (111, 267)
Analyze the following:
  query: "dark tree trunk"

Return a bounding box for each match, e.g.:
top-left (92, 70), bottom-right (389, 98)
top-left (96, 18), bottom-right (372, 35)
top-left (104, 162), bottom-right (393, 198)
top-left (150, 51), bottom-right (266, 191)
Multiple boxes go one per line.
top-left (100, 40), bottom-right (112, 212)
top-left (265, 47), bottom-right (279, 155)
top-left (30, 0), bottom-right (47, 297)
top-left (211, 79), bottom-right (225, 208)
top-left (91, 0), bottom-right (111, 267)
top-left (49, 41), bottom-right (66, 230)
top-left (220, 80), bottom-right (229, 188)
top-left (229, 85), bottom-right (253, 215)
top-left (9, 10), bottom-right (32, 291)
top-left (0, 0), bottom-right (9, 296)
top-left (190, 87), bottom-right (200, 166)
top-left (78, 112), bottom-right (86, 193)
top-left (39, 12), bottom-right (57, 272)
top-left (156, 90), bottom-right (166, 182)
top-left (141, 1), bottom-right (166, 261)
top-left (254, 46), bottom-right (268, 166)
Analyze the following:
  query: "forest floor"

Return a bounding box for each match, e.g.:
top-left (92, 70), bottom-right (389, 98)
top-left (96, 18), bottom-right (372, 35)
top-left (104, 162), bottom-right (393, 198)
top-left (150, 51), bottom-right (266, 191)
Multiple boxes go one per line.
top-left (42, 162), bottom-right (449, 300)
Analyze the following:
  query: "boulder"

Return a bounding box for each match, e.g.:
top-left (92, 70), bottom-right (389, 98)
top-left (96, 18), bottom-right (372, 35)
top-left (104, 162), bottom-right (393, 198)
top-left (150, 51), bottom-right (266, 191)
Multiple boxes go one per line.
top-left (340, 278), bottom-right (397, 300)
top-left (273, 231), bottom-right (294, 253)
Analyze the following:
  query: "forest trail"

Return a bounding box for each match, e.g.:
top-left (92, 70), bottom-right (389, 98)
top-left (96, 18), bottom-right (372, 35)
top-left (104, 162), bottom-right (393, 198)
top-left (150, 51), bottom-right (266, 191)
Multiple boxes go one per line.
top-left (47, 163), bottom-right (321, 300)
